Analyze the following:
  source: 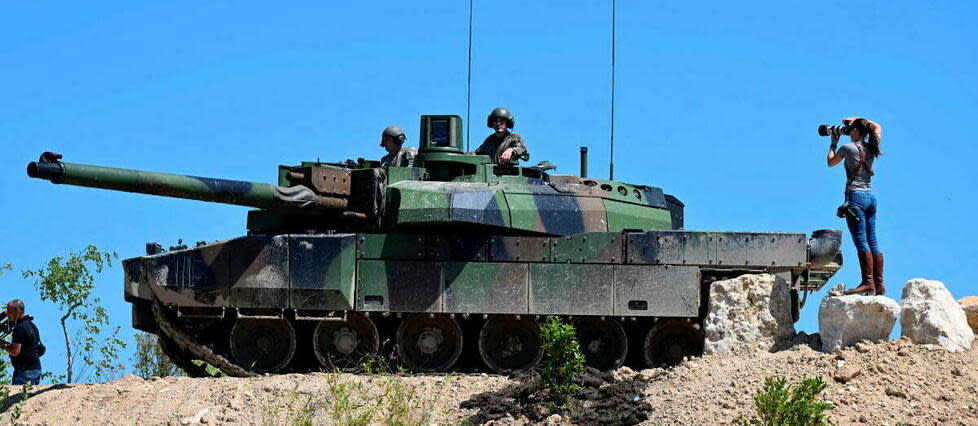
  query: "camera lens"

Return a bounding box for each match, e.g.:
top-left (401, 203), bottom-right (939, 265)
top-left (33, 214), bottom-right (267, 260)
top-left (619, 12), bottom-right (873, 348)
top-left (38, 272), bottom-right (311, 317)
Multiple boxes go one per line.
top-left (817, 125), bottom-right (849, 137)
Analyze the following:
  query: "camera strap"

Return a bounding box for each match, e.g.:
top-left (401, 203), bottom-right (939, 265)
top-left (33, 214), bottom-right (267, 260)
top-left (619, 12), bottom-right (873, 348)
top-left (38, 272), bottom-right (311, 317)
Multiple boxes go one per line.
top-left (844, 143), bottom-right (874, 198)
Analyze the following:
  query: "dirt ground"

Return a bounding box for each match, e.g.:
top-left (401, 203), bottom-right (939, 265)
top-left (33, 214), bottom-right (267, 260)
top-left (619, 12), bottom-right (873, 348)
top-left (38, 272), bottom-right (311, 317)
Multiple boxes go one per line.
top-left (4, 338), bottom-right (976, 425)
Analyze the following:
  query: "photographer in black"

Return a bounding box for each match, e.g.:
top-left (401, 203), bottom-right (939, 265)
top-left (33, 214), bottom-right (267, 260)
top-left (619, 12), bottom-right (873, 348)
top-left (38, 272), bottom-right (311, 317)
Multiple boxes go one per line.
top-left (3, 299), bottom-right (44, 385)
top-left (825, 117), bottom-right (885, 296)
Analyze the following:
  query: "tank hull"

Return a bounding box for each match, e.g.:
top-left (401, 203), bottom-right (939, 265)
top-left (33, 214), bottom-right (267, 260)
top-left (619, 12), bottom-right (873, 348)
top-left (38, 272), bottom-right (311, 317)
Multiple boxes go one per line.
top-left (125, 229), bottom-right (840, 375)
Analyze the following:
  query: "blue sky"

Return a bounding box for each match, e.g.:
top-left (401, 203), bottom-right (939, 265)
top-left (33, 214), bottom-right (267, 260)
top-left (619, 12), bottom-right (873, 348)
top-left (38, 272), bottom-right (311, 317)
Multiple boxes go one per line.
top-left (1, 1), bottom-right (976, 381)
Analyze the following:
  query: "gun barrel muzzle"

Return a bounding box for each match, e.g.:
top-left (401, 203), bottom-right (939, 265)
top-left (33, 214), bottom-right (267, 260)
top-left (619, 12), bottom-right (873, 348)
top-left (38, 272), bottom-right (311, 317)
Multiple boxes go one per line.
top-left (27, 161), bottom-right (66, 183)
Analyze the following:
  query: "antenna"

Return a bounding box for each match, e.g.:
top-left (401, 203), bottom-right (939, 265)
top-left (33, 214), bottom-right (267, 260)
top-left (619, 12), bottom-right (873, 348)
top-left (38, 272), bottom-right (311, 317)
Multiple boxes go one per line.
top-left (609, 0), bottom-right (616, 180)
top-left (466, 0), bottom-right (474, 152)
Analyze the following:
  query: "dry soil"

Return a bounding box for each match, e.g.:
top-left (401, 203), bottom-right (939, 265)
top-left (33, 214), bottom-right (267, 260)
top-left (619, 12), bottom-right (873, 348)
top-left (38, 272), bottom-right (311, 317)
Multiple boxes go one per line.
top-left (4, 338), bottom-right (976, 425)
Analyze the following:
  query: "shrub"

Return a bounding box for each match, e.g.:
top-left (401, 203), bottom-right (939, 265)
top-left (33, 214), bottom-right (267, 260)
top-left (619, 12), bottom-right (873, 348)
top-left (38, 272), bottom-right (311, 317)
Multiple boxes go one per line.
top-left (537, 316), bottom-right (586, 407)
top-left (745, 375), bottom-right (833, 426)
top-left (132, 332), bottom-right (182, 378)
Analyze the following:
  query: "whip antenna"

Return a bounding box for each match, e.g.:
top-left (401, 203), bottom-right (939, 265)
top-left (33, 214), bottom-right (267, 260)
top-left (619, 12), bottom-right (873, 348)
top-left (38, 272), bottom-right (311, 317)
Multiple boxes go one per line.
top-left (466, 0), bottom-right (474, 151)
top-left (609, 0), bottom-right (616, 180)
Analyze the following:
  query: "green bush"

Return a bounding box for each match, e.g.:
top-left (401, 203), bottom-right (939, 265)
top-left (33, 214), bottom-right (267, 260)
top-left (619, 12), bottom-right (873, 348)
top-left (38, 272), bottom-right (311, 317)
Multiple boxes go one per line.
top-left (537, 316), bottom-right (586, 407)
top-left (132, 332), bottom-right (182, 378)
top-left (745, 376), bottom-right (833, 426)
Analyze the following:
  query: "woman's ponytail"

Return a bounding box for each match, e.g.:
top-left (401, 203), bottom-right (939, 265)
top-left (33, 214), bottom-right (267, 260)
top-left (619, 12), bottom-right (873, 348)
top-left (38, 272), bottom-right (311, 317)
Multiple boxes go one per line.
top-left (852, 118), bottom-right (883, 158)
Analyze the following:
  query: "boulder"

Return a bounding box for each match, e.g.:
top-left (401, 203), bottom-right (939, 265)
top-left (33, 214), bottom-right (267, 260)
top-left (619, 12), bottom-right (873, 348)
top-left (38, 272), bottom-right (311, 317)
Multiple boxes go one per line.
top-left (959, 296), bottom-right (978, 334)
top-left (703, 274), bottom-right (794, 354)
top-left (818, 295), bottom-right (900, 353)
top-left (901, 279), bottom-right (975, 352)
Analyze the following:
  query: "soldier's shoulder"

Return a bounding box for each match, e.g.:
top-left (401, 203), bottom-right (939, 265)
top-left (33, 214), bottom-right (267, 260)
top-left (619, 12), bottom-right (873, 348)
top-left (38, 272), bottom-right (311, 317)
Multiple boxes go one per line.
top-left (401, 146), bottom-right (418, 154)
top-left (507, 132), bottom-right (525, 141)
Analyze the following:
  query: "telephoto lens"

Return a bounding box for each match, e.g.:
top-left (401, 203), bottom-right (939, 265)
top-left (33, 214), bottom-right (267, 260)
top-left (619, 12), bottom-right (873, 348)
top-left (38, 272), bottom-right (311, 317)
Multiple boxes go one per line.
top-left (817, 125), bottom-right (850, 137)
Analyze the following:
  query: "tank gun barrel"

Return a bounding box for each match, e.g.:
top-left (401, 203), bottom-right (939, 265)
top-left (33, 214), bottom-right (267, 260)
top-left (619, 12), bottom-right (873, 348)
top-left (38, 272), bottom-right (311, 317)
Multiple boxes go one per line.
top-left (27, 152), bottom-right (347, 212)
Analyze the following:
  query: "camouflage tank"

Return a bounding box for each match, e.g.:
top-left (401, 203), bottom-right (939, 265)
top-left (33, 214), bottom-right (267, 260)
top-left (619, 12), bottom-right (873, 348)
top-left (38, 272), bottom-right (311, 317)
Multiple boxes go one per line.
top-left (27, 115), bottom-right (841, 376)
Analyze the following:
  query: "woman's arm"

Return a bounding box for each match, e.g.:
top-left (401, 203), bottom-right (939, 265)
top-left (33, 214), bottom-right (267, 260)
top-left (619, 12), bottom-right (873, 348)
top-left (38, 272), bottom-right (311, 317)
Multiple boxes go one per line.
top-left (827, 134), bottom-right (843, 167)
top-left (843, 116), bottom-right (882, 141)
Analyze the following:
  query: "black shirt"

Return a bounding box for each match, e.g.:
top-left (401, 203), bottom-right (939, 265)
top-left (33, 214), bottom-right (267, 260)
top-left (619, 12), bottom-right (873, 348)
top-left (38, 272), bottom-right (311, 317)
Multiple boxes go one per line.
top-left (11, 316), bottom-right (42, 371)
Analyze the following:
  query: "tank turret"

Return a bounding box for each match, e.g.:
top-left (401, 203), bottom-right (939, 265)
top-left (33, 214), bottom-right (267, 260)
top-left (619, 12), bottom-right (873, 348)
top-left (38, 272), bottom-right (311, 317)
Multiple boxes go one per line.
top-left (27, 115), bottom-right (684, 236)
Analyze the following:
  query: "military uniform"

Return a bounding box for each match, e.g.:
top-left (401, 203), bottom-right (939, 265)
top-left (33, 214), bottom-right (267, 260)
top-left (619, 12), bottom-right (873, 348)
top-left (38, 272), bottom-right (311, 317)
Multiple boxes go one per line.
top-left (472, 132), bottom-right (529, 165)
top-left (380, 146), bottom-right (417, 167)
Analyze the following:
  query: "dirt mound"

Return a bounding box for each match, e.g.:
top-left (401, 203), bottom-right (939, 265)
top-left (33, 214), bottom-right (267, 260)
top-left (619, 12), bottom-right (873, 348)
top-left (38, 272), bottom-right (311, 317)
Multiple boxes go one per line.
top-left (461, 369), bottom-right (651, 425)
top-left (4, 339), bottom-right (976, 425)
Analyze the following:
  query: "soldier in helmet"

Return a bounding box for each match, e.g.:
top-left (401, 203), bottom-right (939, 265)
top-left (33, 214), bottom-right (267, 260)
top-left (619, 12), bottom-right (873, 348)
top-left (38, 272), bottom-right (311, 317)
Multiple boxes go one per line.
top-left (379, 125), bottom-right (417, 167)
top-left (471, 107), bottom-right (529, 165)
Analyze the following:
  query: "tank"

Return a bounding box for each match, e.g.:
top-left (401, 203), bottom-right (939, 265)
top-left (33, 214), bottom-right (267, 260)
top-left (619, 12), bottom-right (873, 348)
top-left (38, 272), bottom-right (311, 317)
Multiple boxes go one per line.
top-left (27, 115), bottom-right (842, 376)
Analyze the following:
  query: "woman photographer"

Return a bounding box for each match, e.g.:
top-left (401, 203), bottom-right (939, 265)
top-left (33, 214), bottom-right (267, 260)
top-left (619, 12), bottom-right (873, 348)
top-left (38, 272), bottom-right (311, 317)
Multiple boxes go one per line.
top-left (827, 117), bottom-right (884, 295)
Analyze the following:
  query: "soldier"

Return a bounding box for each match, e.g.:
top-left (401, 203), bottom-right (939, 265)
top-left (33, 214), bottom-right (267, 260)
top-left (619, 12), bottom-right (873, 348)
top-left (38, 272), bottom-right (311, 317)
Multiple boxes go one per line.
top-left (471, 107), bottom-right (529, 165)
top-left (379, 125), bottom-right (417, 167)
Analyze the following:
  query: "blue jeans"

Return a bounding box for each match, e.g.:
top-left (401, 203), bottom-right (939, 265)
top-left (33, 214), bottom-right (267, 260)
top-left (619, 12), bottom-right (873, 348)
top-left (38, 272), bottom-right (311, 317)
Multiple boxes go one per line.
top-left (12, 368), bottom-right (41, 385)
top-left (845, 191), bottom-right (879, 253)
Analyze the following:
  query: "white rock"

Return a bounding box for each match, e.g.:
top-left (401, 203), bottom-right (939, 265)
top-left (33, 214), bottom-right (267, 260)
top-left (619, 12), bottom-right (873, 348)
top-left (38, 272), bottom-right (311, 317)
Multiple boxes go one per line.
top-left (703, 274), bottom-right (794, 354)
top-left (818, 295), bottom-right (900, 353)
top-left (900, 279), bottom-right (975, 352)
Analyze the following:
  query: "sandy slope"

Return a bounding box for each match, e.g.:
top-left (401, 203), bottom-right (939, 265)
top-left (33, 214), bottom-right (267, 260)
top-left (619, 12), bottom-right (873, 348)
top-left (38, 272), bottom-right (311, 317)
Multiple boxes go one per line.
top-left (5, 339), bottom-right (976, 425)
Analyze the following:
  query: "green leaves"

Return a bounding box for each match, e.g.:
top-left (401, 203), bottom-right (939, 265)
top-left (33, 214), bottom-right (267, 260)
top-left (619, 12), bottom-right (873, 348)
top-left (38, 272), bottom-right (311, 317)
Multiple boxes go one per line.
top-left (537, 316), bottom-right (586, 408)
top-left (191, 360), bottom-right (226, 377)
top-left (132, 332), bottom-right (182, 379)
top-left (747, 376), bottom-right (833, 426)
top-left (22, 245), bottom-right (125, 383)
top-left (22, 245), bottom-right (113, 309)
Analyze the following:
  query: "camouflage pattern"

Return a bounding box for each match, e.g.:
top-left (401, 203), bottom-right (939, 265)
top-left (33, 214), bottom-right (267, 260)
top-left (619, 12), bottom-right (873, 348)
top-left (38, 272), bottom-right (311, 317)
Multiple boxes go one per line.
top-left (471, 132), bottom-right (529, 164)
top-left (28, 114), bottom-right (843, 373)
top-left (380, 146), bottom-right (417, 167)
top-left (122, 229), bottom-right (827, 318)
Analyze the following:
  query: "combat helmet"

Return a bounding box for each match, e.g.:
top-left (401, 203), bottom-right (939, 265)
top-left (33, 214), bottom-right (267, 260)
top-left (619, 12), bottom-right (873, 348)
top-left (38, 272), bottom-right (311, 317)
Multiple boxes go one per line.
top-left (486, 107), bottom-right (515, 129)
top-left (382, 125), bottom-right (407, 143)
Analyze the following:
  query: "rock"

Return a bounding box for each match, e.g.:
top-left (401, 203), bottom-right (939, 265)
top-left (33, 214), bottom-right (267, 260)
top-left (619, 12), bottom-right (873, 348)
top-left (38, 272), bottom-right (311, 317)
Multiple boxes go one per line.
top-left (959, 296), bottom-right (978, 334)
top-left (544, 414), bottom-right (563, 425)
top-left (833, 367), bottom-right (861, 383)
top-left (611, 366), bottom-right (635, 382)
top-left (900, 279), bottom-right (975, 352)
top-left (885, 387), bottom-right (907, 399)
top-left (818, 295), bottom-right (900, 353)
top-left (180, 408), bottom-right (210, 425)
top-left (703, 274), bottom-right (795, 354)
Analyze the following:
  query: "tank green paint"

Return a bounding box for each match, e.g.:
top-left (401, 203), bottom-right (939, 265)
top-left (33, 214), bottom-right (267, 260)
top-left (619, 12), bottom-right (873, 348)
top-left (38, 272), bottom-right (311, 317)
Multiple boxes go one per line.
top-left (27, 114), bottom-right (844, 375)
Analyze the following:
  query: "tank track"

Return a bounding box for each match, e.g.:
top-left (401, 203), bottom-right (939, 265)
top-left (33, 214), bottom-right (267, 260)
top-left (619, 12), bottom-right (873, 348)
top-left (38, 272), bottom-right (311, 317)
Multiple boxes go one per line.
top-left (157, 333), bottom-right (210, 378)
top-left (152, 303), bottom-right (255, 378)
top-left (147, 270), bottom-right (753, 375)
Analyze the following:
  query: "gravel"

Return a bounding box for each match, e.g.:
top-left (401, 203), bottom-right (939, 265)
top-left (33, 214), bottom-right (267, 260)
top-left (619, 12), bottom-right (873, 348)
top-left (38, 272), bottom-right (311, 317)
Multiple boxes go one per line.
top-left (5, 339), bottom-right (976, 425)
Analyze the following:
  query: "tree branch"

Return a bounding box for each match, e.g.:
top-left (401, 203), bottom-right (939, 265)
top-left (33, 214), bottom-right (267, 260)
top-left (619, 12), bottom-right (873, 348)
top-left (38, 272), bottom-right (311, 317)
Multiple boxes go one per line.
top-left (61, 301), bottom-right (82, 383)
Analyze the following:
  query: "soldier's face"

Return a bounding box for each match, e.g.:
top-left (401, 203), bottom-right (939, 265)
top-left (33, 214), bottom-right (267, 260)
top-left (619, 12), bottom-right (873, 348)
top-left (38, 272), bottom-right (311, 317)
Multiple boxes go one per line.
top-left (492, 117), bottom-right (507, 133)
top-left (380, 136), bottom-right (399, 154)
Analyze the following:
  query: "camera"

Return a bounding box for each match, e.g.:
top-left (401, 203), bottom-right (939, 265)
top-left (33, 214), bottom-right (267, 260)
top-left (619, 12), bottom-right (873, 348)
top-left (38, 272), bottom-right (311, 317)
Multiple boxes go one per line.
top-left (836, 202), bottom-right (860, 222)
top-left (818, 124), bottom-right (850, 137)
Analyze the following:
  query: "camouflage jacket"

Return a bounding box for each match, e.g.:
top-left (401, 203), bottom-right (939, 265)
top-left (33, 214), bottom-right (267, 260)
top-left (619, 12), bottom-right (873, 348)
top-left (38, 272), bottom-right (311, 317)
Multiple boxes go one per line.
top-left (471, 132), bottom-right (529, 165)
top-left (380, 146), bottom-right (417, 167)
